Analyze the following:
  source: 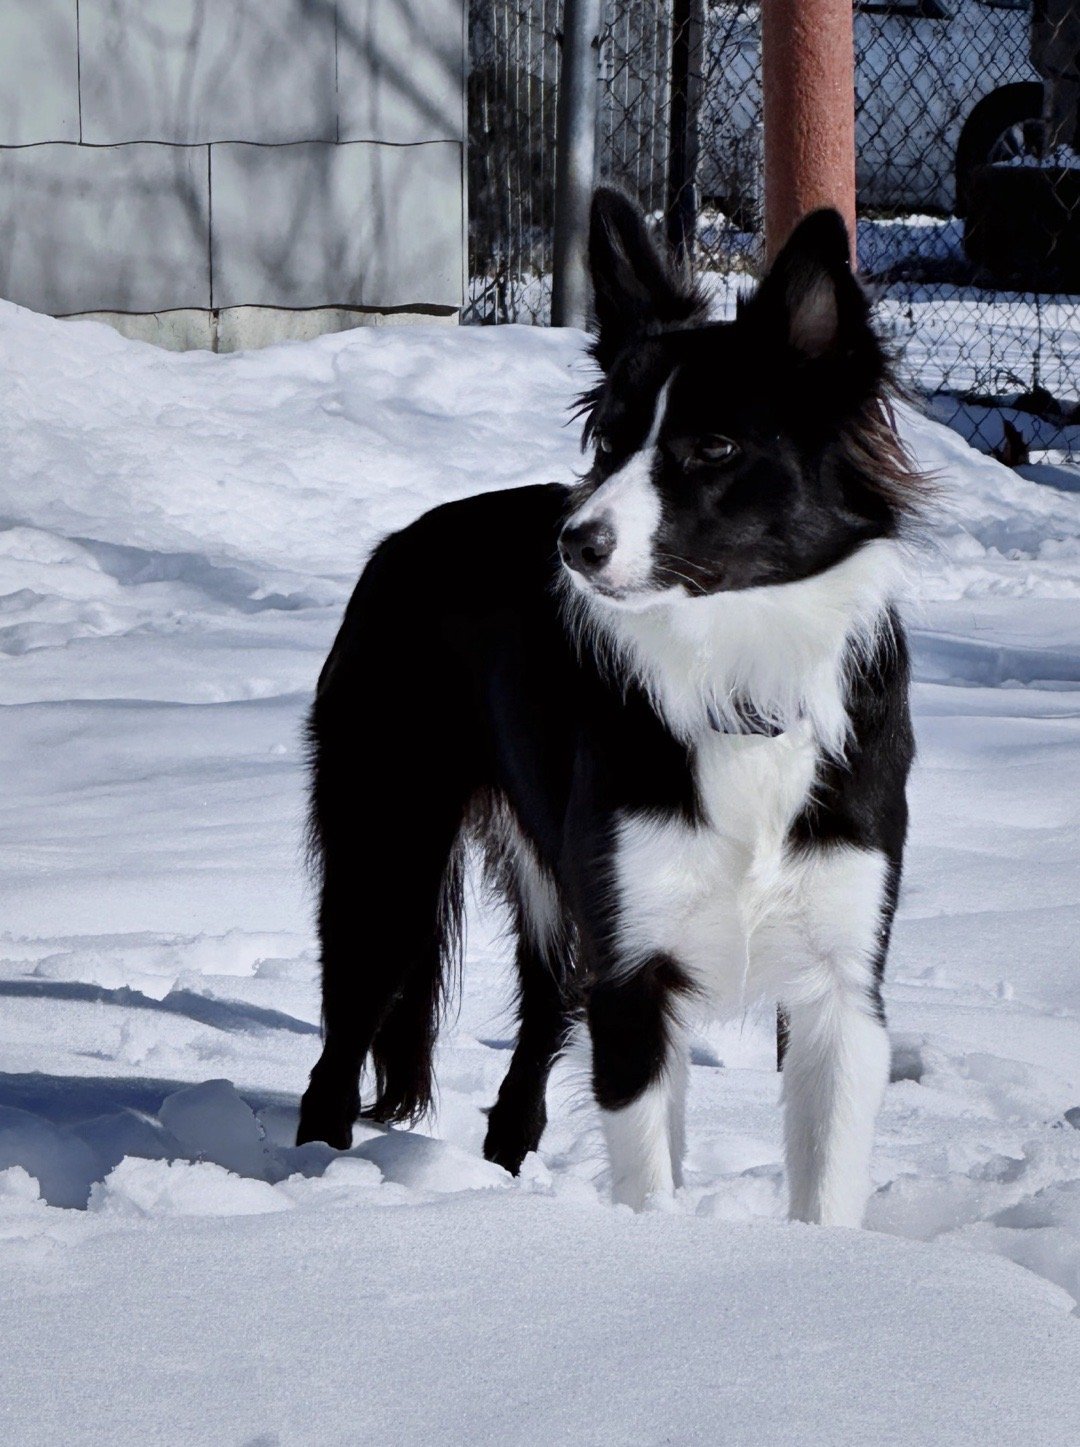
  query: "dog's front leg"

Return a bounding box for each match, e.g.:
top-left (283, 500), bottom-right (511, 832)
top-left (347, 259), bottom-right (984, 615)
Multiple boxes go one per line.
top-left (778, 847), bottom-right (894, 1228)
top-left (781, 986), bottom-right (889, 1227)
top-left (588, 954), bottom-right (690, 1210)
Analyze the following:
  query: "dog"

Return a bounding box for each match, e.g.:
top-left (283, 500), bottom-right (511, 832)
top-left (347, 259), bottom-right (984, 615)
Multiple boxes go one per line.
top-left (296, 188), bottom-right (923, 1227)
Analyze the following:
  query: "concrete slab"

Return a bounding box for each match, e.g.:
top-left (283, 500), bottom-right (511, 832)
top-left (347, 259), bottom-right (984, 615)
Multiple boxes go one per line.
top-left (60, 304), bottom-right (459, 352)
top-left (62, 309), bottom-right (217, 352)
top-left (213, 303), bottom-right (459, 351)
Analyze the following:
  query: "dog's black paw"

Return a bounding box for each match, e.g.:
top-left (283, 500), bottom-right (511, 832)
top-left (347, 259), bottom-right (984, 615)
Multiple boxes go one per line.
top-left (482, 1094), bottom-right (546, 1176)
top-left (296, 1087), bottom-right (357, 1150)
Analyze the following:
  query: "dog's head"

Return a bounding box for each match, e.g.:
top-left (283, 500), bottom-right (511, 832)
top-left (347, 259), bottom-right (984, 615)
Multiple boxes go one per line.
top-left (559, 189), bottom-right (922, 608)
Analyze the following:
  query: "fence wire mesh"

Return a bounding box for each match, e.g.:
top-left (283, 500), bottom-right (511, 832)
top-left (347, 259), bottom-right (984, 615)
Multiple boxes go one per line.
top-left (467, 0), bottom-right (1080, 467)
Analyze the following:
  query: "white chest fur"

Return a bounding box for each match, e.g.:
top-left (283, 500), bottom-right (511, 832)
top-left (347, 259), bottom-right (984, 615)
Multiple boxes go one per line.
top-left (568, 536), bottom-right (906, 757)
top-left (612, 724), bottom-right (821, 1008)
top-left (582, 539), bottom-right (905, 1011)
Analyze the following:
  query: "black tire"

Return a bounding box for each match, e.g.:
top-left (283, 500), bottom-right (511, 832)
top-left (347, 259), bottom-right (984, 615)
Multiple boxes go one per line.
top-left (955, 82), bottom-right (1044, 217)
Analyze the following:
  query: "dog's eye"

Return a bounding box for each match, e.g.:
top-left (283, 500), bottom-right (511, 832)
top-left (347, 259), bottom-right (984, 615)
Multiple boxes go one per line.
top-left (696, 436), bottom-right (739, 466)
top-left (596, 434), bottom-right (613, 455)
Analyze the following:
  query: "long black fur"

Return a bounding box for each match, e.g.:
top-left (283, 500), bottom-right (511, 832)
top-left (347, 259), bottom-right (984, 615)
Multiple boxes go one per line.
top-left (296, 190), bottom-right (924, 1173)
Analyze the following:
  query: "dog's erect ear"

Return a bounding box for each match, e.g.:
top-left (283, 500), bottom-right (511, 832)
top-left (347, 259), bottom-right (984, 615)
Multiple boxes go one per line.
top-left (747, 209), bottom-right (869, 361)
top-left (588, 187), bottom-right (703, 369)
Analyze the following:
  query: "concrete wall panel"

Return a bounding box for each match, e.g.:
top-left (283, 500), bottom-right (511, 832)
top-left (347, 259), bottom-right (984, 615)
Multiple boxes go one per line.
top-left (0, 0), bottom-right (79, 144)
top-left (0, 144), bottom-right (211, 313)
top-left (337, 0), bottom-right (465, 144)
top-left (79, 0), bottom-right (337, 144)
top-left (210, 141), bottom-right (463, 310)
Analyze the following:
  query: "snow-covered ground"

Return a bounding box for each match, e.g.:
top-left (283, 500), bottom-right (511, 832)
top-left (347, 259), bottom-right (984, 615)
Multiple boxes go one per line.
top-left (1, 302), bottom-right (1080, 1443)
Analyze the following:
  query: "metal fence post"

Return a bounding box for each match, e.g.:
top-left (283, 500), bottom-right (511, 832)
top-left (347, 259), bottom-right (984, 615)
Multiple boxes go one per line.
top-left (551, 0), bottom-right (602, 328)
top-left (666, 0), bottom-right (705, 267)
top-left (761, 0), bottom-right (857, 263)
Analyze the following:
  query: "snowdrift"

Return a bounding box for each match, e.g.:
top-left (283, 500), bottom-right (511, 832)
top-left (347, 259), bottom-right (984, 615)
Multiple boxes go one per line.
top-left (1, 300), bottom-right (1079, 1442)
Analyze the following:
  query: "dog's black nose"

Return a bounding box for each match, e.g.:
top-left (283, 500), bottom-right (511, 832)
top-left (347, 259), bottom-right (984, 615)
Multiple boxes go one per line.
top-left (559, 519), bottom-right (616, 577)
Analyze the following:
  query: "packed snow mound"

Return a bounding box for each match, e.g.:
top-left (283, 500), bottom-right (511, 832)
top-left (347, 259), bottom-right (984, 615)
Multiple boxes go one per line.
top-left (0, 299), bottom-right (1076, 593)
top-left (4, 1190), bottom-right (1080, 1447)
top-left (0, 1072), bottom-right (513, 1209)
top-left (1, 301), bottom-right (1079, 1442)
top-left (1, 298), bottom-right (1079, 706)
top-left (0, 302), bottom-right (583, 583)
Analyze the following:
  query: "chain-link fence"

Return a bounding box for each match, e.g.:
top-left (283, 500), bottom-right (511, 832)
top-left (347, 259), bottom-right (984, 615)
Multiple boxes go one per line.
top-left (467, 0), bottom-right (1080, 467)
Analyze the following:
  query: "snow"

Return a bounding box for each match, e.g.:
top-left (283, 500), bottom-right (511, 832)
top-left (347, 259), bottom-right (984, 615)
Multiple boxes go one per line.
top-left (2, 300), bottom-right (1080, 1441)
top-left (6, 1196), bottom-right (1080, 1447)
top-left (1004, 147), bottom-right (1080, 170)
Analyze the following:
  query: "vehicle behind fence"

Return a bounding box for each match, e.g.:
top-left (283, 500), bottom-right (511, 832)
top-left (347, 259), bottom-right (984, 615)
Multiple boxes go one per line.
top-left (467, 0), bottom-right (1080, 467)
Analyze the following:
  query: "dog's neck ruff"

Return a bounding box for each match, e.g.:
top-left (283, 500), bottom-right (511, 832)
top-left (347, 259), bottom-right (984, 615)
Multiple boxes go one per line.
top-left (564, 538), bottom-right (907, 756)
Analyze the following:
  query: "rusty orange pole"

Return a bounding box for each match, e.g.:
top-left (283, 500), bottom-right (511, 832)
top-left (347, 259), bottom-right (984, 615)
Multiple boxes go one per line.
top-left (761, 0), bottom-right (857, 265)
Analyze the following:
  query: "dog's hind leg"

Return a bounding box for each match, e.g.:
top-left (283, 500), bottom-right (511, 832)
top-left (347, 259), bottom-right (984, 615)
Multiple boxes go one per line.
top-left (296, 693), bottom-right (471, 1150)
top-left (297, 817), bottom-right (466, 1147)
top-left (296, 855), bottom-right (388, 1150)
top-left (483, 922), bottom-right (571, 1175)
top-left (588, 954), bottom-right (692, 1210)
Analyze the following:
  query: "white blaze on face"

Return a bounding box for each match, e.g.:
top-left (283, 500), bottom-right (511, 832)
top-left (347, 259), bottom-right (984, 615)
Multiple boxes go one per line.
top-left (567, 376), bottom-right (673, 597)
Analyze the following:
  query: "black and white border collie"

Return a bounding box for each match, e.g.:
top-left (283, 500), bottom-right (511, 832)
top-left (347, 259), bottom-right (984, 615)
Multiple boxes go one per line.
top-left (297, 189), bottom-right (924, 1227)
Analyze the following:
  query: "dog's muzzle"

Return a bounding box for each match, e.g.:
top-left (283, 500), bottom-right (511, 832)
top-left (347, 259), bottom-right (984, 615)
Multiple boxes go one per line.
top-left (558, 518), bottom-right (616, 580)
